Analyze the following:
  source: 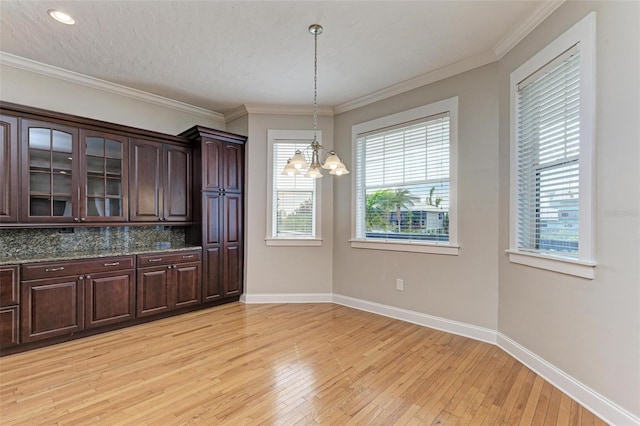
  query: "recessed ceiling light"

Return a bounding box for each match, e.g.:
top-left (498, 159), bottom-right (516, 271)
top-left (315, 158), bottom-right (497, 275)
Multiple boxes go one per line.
top-left (48, 10), bottom-right (76, 25)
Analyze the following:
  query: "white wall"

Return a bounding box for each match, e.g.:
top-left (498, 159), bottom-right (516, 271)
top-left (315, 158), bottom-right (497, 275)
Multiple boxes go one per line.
top-left (244, 113), bottom-right (334, 296)
top-left (497, 1), bottom-right (640, 417)
top-left (332, 63), bottom-right (500, 330)
top-left (0, 63), bottom-right (225, 134)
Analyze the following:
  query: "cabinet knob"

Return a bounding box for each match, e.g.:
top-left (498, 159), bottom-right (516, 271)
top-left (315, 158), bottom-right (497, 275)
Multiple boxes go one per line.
top-left (74, 217), bottom-right (80, 222)
top-left (80, 218), bottom-right (86, 222)
top-left (78, 276), bottom-right (84, 280)
top-left (86, 275), bottom-right (91, 280)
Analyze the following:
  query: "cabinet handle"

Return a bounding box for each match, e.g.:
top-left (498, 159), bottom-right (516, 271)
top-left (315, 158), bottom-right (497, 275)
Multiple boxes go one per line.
top-left (182, 255), bottom-right (194, 259)
top-left (148, 258), bottom-right (162, 263)
top-left (45, 267), bottom-right (65, 272)
top-left (104, 262), bottom-right (120, 266)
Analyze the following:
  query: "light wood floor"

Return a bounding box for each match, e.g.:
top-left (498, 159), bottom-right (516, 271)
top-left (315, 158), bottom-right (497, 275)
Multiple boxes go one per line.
top-left (0, 303), bottom-right (606, 425)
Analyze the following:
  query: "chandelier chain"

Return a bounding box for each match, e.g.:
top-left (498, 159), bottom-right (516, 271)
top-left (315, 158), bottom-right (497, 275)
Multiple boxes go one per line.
top-left (313, 26), bottom-right (318, 140)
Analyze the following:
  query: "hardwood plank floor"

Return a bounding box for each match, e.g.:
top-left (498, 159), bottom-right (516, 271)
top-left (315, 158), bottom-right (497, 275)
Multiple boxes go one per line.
top-left (0, 303), bottom-right (607, 425)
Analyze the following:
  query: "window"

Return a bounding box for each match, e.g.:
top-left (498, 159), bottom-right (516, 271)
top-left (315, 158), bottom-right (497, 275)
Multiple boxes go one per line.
top-left (351, 97), bottom-right (458, 255)
top-left (266, 130), bottom-right (321, 246)
top-left (509, 12), bottom-right (596, 278)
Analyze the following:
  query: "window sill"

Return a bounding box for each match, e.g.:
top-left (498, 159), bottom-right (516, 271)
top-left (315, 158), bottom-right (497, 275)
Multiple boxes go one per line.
top-left (350, 239), bottom-right (459, 255)
top-left (265, 238), bottom-right (322, 247)
top-left (506, 249), bottom-right (595, 279)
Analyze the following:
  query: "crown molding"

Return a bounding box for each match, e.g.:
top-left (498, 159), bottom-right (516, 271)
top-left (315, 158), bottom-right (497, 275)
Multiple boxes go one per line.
top-left (0, 51), bottom-right (225, 122)
top-left (493, 0), bottom-right (566, 59)
top-left (333, 50), bottom-right (497, 115)
top-left (224, 105), bottom-right (249, 122)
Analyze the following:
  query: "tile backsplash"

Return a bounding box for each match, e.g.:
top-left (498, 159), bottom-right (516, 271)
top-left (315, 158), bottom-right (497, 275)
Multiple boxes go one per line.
top-left (0, 226), bottom-right (186, 257)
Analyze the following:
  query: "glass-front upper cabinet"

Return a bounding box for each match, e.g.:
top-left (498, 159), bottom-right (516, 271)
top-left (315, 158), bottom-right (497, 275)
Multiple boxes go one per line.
top-left (21, 119), bottom-right (80, 223)
top-left (80, 130), bottom-right (128, 222)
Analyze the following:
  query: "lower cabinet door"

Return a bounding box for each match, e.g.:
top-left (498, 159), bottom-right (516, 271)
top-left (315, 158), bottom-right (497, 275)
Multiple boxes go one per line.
top-left (174, 261), bottom-right (201, 308)
top-left (0, 306), bottom-right (19, 347)
top-left (85, 270), bottom-right (135, 329)
top-left (203, 247), bottom-right (222, 302)
top-left (137, 266), bottom-right (172, 317)
top-left (21, 277), bottom-right (84, 343)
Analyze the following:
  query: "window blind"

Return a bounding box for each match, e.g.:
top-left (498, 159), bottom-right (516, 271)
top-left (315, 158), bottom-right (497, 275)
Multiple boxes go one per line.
top-left (516, 46), bottom-right (581, 255)
top-left (356, 114), bottom-right (450, 242)
top-left (272, 140), bottom-right (316, 238)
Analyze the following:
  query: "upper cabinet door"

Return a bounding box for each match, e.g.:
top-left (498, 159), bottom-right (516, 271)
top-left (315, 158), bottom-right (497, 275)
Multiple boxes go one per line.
top-left (80, 130), bottom-right (128, 222)
top-left (0, 115), bottom-right (18, 223)
top-left (129, 139), bottom-right (162, 222)
top-left (223, 142), bottom-right (243, 193)
top-left (203, 139), bottom-right (221, 191)
top-left (20, 119), bottom-right (80, 223)
top-left (164, 145), bottom-right (191, 222)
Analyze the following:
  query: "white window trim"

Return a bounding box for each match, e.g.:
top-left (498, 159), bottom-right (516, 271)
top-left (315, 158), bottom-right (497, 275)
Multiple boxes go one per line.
top-left (351, 96), bottom-right (459, 255)
top-left (266, 129), bottom-right (322, 247)
top-left (508, 12), bottom-right (596, 279)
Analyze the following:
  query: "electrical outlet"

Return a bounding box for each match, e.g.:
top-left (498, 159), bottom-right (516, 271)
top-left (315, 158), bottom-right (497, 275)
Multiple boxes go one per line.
top-left (396, 278), bottom-right (404, 291)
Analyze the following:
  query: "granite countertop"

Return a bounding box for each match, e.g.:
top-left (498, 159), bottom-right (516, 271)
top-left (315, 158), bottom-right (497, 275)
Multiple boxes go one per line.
top-left (0, 245), bottom-right (202, 266)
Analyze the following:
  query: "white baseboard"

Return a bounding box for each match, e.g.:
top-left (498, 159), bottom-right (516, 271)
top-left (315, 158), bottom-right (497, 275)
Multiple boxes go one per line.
top-left (497, 333), bottom-right (639, 426)
top-left (332, 294), bottom-right (497, 345)
top-left (238, 291), bottom-right (639, 425)
top-left (241, 293), bottom-right (333, 304)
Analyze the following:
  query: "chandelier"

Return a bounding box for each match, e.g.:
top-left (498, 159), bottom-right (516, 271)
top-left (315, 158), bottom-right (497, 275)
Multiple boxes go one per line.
top-left (282, 24), bottom-right (349, 178)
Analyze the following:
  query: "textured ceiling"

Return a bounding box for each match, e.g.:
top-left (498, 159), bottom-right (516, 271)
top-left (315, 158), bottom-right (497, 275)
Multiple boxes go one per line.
top-left (0, 1), bottom-right (547, 114)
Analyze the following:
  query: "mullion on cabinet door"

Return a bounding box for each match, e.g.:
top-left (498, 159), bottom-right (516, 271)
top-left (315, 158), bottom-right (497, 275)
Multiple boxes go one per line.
top-left (21, 120), bottom-right (79, 223)
top-left (80, 130), bottom-right (128, 222)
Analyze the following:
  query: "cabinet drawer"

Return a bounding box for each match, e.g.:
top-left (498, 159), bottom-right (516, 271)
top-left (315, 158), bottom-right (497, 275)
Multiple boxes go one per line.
top-left (22, 256), bottom-right (135, 280)
top-left (0, 266), bottom-right (19, 307)
top-left (137, 250), bottom-right (201, 267)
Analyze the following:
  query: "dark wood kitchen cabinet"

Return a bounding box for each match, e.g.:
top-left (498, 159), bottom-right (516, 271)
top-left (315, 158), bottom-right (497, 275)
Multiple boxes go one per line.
top-left (129, 139), bottom-right (192, 223)
top-left (20, 256), bottom-right (135, 343)
top-left (0, 115), bottom-right (18, 223)
top-left (84, 269), bottom-right (135, 329)
top-left (180, 126), bottom-right (246, 302)
top-left (20, 119), bottom-right (81, 223)
top-left (136, 250), bottom-right (201, 317)
top-left (0, 266), bottom-right (20, 348)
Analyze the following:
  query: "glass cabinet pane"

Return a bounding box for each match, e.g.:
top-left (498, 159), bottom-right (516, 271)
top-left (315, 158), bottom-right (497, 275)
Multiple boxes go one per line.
top-left (29, 128), bottom-right (50, 150)
top-left (107, 199), bottom-right (122, 216)
top-left (86, 156), bottom-right (105, 176)
top-left (86, 137), bottom-right (104, 156)
top-left (30, 196), bottom-right (51, 216)
top-left (87, 177), bottom-right (105, 196)
top-left (52, 196), bottom-right (72, 216)
top-left (30, 173), bottom-right (50, 194)
top-left (29, 149), bottom-right (51, 171)
top-left (106, 179), bottom-right (122, 196)
top-left (53, 174), bottom-right (72, 195)
top-left (106, 159), bottom-right (122, 176)
top-left (52, 131), bottom-right (72, 153)
top-left (52, 152), bottom-right (72, 173)
top-left (105, 139), bottom-right (122, 158)
top-left (87, 198), bottom-right (105, 216)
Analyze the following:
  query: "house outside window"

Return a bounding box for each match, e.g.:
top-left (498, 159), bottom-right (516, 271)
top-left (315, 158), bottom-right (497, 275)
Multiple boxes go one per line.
top-left (351, 97), bottom-right (459, 255)
top-left (266, 130), bottom-right (322, 246)
top-left (508, 12), bottom-right (596, 278)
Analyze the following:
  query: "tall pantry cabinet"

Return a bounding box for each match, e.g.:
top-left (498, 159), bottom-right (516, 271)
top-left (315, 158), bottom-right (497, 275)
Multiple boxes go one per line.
top-left (180, 126), bottom-right (246, 302)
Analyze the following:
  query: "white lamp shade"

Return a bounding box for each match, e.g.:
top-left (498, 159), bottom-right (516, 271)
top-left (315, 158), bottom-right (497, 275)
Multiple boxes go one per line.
top-left (322, 151), bottom-right (341, 170)
top-left (305, 166), bottom-right (323, 179)
top-left (281, 161), bottom-right (299, 176)
top-left (290, 150), bottom-right (308, 170)
top-left (329, 162), bottom-right (350, 175)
